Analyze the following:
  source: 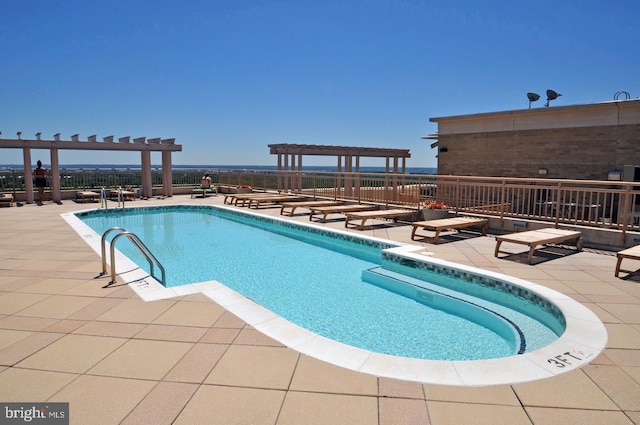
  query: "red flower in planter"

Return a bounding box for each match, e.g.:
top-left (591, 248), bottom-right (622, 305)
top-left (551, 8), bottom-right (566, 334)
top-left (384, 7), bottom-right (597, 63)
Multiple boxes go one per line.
top-left (423, 201), bottom-right (448, 210)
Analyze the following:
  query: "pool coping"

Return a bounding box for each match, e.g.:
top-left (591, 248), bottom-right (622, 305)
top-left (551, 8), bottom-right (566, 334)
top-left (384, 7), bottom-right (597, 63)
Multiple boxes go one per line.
top-left (61, 205), bottom-right (608, 386)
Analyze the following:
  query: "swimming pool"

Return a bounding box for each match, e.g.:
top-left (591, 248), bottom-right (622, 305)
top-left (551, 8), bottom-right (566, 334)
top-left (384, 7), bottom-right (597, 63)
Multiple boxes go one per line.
top-left (63, 204), bottom-right (607, 385)
top-left (76, 204), bottom-right (551, 360)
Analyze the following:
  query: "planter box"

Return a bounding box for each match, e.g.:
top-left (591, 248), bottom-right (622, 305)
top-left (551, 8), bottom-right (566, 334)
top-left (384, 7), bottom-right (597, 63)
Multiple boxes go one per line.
top-left (421, 209), bottom-right (450, 220)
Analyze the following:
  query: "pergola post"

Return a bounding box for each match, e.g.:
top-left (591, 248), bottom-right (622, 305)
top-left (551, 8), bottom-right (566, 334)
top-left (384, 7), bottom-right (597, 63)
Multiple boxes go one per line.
top-left (354, 155), bottom-right (361, 197)
top-left (392, 155), bottom-right (400, 200)
top-left (290, 154), bottom-right (296, 194)
top-left (22, 147), bottom-right (34, 204)
top-left (162, 151), bottom-right (173, 197)
top-left (384, 156), bottom-right (390, 201)
top-left (336, 155), bottom-right (343, 198)
top-left (296, 153), bottom-right (302, 192)
top-left (345, 155), bottom-right (353, 197)
top-left (141, 150), bottom-right (152, 198)
top-left (50, 148), bottom-right (61, 203)
top-left (276, 154), bottom-right (283, 191)
top-left (283, 154), bottom-right (290, 192)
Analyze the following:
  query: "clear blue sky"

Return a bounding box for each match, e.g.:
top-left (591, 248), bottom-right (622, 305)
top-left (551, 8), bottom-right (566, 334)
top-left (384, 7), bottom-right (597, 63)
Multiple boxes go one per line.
top-left (1, 0), bottom-right (638, 167)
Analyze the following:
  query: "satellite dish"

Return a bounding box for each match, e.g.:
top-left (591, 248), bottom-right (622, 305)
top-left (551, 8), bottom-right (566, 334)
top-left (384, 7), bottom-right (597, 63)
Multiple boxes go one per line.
top-left (545, 89), bottom-right (562, 106)
top-left (527, 92), bottom-right (540, 108)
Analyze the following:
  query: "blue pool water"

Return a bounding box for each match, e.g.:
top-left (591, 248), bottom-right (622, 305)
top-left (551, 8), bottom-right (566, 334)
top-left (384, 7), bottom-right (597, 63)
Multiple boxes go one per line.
top-left (77, 205), bottom-right (561, 361)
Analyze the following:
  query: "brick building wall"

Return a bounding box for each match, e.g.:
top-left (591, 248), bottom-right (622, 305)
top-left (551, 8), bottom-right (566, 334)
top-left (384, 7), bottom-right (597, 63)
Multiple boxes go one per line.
top-left (430, 99), bottom-right (640, 181)
top-left (437, 123), bottom-right (640, 180)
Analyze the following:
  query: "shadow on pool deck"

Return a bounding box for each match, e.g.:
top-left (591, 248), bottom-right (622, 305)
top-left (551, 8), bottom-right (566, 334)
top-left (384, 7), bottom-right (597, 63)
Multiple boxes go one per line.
top-left (0, 196), bottom-right (639, 425)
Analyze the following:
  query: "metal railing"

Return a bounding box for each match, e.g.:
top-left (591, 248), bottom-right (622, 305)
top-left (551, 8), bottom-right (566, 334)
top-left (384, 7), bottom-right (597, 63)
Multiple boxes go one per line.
top-left (215, 170), bottom-right (640, 238)
top-left (2, 167), bottom-right (639, 238)
top-left (0, 167), bottom-right (209, 192)
top-left (100, 227), bottom-right (166, 286)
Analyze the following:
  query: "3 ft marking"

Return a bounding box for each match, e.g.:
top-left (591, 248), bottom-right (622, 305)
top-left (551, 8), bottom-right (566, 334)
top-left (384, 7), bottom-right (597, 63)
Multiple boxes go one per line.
top-left (547, 351), bottom-right (583, 368)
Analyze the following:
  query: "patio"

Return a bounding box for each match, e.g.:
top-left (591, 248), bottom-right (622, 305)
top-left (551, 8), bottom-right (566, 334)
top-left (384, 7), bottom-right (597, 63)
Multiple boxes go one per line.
top-left (0, 195), bottom-right (639, 425)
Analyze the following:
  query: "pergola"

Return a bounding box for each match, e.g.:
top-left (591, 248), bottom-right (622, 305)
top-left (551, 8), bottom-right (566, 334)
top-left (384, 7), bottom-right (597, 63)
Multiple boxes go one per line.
top-left (268, 143), bottom-right (411, 192)
top-left (0, 134), bottom-right (182, 204)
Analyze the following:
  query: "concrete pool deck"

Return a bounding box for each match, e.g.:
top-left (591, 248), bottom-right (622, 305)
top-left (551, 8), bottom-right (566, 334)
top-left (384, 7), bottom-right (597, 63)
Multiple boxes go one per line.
top-left (0, 195), bottom-right (639, 424)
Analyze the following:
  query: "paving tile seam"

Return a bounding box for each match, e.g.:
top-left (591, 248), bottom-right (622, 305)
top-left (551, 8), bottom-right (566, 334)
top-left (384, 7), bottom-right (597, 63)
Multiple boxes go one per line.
top-left (422, 397), bottom-right (526, 408)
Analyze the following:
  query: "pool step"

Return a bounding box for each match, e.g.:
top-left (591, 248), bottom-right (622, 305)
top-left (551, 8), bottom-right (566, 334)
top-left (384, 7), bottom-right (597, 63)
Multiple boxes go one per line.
top-left (362, 267), bottom-right (522, 353)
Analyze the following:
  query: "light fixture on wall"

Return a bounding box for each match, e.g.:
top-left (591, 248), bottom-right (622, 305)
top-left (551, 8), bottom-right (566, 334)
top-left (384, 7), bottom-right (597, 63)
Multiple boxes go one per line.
top-left (439, 147), bottom-right (448, 153)
top-left (527, 92), bottom-right (540, 108)
top-left (538, 168), bottom-right (548, 175)
top-left (545, 89), bottom-right (561, 107)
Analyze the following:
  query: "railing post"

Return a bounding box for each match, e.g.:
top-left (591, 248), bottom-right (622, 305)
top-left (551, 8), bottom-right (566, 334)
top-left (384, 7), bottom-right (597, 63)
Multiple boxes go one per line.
top-left (554, 182), bottom-right (562, 227)
top-left (455, 178), bottom-right (461, 214)
top-left (620, 183), bottom-right (632, 244)
top-left (500, 179), bottom-right (506, 222)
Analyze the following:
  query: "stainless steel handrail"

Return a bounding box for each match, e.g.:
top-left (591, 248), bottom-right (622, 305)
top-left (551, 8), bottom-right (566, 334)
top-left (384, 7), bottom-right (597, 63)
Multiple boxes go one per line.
top-left (100, 227), bottom-right (166, 286)
top-left (100, 187), bottom-right (107, 209)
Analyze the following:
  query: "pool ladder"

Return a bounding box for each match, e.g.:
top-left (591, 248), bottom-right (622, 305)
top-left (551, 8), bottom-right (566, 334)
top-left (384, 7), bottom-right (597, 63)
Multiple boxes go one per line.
top-left (100, 186), bottom-right (127, 210)
top-left (100, 227), bottom-right (166, 286)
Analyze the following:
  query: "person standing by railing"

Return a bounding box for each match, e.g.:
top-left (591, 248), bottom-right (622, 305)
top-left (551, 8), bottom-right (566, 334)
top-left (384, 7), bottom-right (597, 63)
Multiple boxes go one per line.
top-left (33, 160), bottom-right (48, 205)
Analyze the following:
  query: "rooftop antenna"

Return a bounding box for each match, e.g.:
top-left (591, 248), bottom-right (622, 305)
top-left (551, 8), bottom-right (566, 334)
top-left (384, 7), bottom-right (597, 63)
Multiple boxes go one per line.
top-left (527, 92), bottom-right (540, 108)
top-left (545, 89), bottom-right (561, 107)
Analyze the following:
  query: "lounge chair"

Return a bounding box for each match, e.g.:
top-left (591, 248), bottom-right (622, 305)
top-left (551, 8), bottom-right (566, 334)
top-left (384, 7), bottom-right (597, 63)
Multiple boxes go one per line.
top-left (345, 209), bottom-right (415, 230)
top-left (109, 189), bottom-right (136, 201)
top-left (75, 191), bottom-right (100, 203)
top-left (615, 245), bottom-right (640, 277)
top-left (247, 195), bottom-right (306, 208)
top-left (308, 204), bottom-right (376, 222)
top-left (227, 193), bottom-right (275, 206)
top-left (230, 193), bottom-right (292, 207)
top-left (223, 193), bottom-right (259, 204)
top-left (191, 187), bottom-right (218, 198)
top-left (494, 228), bottom-right (583, 264)
top-left (411, 217), bottom-right (488, 243)
top-left (280, 200), bottom-right (342, 216)
top-left (0, 194), bottom-right (14, 207)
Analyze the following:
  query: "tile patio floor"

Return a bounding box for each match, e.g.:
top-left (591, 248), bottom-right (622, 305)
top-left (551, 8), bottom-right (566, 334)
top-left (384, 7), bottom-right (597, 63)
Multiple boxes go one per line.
top-left (0, 195), bottom-right (639, 424)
